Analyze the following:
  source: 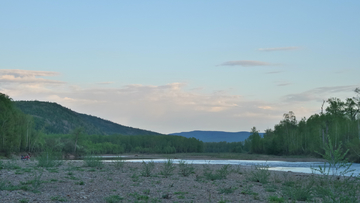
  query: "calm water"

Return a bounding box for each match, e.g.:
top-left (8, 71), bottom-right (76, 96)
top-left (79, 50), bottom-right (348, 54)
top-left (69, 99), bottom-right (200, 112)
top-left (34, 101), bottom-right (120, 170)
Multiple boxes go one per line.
top-left (96, 156), bottom-right (360, 176)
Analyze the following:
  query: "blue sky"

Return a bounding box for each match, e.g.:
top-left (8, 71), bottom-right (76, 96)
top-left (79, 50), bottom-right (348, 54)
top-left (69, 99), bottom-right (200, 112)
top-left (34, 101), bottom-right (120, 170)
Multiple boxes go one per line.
top-left (1, 1), bottom-right (359, 134)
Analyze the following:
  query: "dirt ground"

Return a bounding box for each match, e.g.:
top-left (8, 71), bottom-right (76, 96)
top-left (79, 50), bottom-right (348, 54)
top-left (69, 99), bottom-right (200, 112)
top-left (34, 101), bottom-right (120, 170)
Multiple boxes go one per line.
top-left (0, 157), bottom-right (319, 203)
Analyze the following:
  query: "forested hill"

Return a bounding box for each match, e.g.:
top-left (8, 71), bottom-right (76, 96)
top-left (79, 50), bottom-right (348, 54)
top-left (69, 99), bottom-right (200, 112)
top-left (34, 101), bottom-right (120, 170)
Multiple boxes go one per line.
top-left (170, 131), bottom-right (264, 143)
top-left (15, 101), bottom-right (161, 136)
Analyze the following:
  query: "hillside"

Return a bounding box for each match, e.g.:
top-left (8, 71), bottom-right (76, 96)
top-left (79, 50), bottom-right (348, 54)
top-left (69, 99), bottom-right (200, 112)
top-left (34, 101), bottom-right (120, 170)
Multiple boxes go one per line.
top-left (170, 130), bottom-right (264, 143)
top-left (15, 100), bottom-right (161, 136)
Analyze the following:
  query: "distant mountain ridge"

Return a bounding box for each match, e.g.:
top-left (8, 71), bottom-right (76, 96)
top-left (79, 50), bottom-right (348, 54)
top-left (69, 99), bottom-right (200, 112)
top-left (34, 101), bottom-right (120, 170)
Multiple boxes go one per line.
top-left (15, 101), bottom-right (161, 136)
top-left (170, 130), bottom-right (264, 143)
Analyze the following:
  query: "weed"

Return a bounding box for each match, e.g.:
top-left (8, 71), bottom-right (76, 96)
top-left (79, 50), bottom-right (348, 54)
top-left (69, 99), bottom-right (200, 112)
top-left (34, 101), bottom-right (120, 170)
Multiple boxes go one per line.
top-left (268, 195), bottom-right (285, 203)
top-left (143, 189), bottom-right (150, 195)
top-left (131, 173), bottom-right (139, 182)
top-left (160, 159), bottom-right (176, 178)
top-left (162, 193), bottom-right (171, 199)
top-left (248, 164), bottom-right (270, 184)
top-left (240, 184), bottom-right (255, 195)
top-left (178, 160), bottom-right (195, 177)
top-left (218, 186), bottom-right (237, 194)
top-left (105, 195), bottom-right (123, 203)
top-left (129, 192), bottom-right (149, 200)
top-left (140, 160), bottom-right (155, 177)
top-left (18, 198), bottom-right (29, 203)
top-left (50, 196), bottom-right (67, 202)
top-left (29, 169), bottom-right (43, 192)
top-left (75, 181), bottom-right (84, 185)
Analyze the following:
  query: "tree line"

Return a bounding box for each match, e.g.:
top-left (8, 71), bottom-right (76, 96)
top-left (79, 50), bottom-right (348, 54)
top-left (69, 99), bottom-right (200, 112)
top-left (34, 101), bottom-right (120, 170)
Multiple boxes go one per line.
top-left (0, 93), bottom-right (203, 156)
top-left (245, 88), bottom-right (360, 162)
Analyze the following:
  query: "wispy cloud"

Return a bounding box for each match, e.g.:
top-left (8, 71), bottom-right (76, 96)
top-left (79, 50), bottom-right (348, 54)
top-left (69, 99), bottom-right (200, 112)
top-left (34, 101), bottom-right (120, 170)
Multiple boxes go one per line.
top-left (257, 46), bottom-right (300, 52)
top-left (277, 83), bottom-right (291, 86)
top-left (219, 60), bottom-right (274, 67)
top-left (0, 69), bottom-right (64, 84)
top-left (283, 85), bottom-right (357, 103)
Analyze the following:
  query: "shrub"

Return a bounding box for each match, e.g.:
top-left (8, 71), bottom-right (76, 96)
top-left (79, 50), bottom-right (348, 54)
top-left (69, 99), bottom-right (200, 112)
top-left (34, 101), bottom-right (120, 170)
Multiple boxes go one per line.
top-left (178, 160), bottom-right (195, 177)
top-left (83, 155), bottom-right (103, 168)
top-left (248, 164), bottom-right (270, 184)
top-left (310, 135), bottom-right (360, 202)
top-left (160, 159), bottom-right (176, 178)
top-left (37, 149), bottom-right (62, 168)
top-left (141, 161), bottom-right (155, 177)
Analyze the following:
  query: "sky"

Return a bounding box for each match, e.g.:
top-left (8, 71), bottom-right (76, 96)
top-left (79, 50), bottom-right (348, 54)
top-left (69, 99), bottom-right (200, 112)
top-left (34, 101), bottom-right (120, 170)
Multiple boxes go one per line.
top-left (1, 1), bottom-right (359, 134)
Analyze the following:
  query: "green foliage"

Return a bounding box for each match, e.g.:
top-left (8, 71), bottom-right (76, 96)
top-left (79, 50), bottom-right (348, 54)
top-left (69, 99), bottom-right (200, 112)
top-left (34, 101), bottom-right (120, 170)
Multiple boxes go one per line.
top-left (83, 155), bottom-right (103, 168)
top-left (105, 195), bottom-right (123, 203)
top-left (281, 178), bottom-right (314, 202)
top-left (268, 195), bottom-right (285, 203)
top-left (310, 134), bottom-right (360, 202)
top-left (37, 149), bottom-right (62, 167)
top-left (178, 160), bottom-right (195, 177)
top-left (203, 164), bottom-right (231, 181)
top-left (160, 159), bottom-right (176, 178)
top-left (112, 156), bottom-right (125, 170)
top-left (50, 196), bottom-right (67, 202)
top-left (217, 186), bottom-right (237, 194)
top-left (15, 100), bottom-right (161, 136)
top-left (248, 164), bottom-right (270, 184)
top-left (18, 198), bottom-right (29, 203)
top-left (140, 161), bottom-right (155, 177)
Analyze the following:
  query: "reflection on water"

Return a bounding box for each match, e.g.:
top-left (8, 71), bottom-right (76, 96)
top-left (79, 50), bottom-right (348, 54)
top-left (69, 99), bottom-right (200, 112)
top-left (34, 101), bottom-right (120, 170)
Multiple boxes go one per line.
top-left (100, 158), bottom-right (360, 176)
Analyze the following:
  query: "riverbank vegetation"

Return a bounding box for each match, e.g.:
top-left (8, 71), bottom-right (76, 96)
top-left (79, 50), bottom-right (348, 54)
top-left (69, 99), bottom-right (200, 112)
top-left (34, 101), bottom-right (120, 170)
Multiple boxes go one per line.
top-left (244, 88), bottom-right (360, 162)
top-left (1, 89), bottom-right (360, 163)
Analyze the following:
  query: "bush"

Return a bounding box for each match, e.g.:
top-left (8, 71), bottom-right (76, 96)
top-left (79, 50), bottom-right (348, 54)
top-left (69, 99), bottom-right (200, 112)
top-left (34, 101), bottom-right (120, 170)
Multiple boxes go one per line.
top-left (248, 164), bottom-right (270, 184)
top-left (160, 159), bottom-right (176, 178)
top-left (310, 135), bottom-right (360, 202)
top-left (83, 155), bottom-right (103, 168)
top-left (141, 161), bottom-right (155, 177)
top-left (37, 149), bottom-right (62, 168)
top-left (178, 160), bottom-right (195, 177)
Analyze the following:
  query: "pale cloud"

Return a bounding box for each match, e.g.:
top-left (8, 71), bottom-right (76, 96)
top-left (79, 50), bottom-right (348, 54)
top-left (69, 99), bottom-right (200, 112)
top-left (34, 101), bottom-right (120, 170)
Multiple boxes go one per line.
top-left (277, 83), bottom-right (291, 86)
top-left (283, 85), bottom-right (357, 103)
top-left (257, 47), bottom-right (300, 52)
top-left (219, 60), bottom-right (274, 67)
top-left (6, 69), bottom-right (347, 133)
top-left (0, 69), bottom-right (64, 84)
